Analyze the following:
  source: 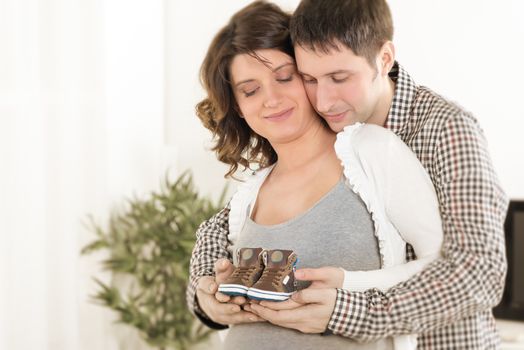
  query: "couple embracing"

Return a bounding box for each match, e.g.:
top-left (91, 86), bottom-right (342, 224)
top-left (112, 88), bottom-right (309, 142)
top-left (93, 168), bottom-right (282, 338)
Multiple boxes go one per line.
top-left (186, 1), bottom-right (508, 349)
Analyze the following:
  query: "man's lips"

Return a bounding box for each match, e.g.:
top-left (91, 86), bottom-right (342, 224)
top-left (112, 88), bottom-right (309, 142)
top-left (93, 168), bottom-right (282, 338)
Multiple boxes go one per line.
top-left (264, 107), bottom-right (294, 121)
top-left (322, 112), bottom-right (346, 122)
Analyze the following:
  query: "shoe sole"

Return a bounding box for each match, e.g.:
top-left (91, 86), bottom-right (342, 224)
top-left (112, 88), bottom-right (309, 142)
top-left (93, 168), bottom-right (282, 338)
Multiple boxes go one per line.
top-left (218, 283), bottom-right (249, 297)
top-left (247, 287), bottom-right (294, 301)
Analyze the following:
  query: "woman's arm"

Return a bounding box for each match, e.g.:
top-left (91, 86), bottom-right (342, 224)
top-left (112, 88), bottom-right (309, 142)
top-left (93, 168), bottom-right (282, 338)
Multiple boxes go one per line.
top-left (340, 125), bottom-right (443, 292)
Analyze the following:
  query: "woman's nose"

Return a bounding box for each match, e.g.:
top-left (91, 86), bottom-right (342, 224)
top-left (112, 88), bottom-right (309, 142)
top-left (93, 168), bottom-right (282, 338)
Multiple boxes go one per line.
top-left (263, 86), bottom-right (283, 108)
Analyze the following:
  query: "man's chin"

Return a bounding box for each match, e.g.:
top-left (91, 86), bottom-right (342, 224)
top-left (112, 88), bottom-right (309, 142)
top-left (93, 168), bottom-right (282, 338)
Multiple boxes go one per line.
top-left (324, 118), bottom-right (349, 133)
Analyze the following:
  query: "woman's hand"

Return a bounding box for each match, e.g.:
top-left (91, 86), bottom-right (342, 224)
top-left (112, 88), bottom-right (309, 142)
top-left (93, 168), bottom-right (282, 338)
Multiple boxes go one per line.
top-left (294, 266), bottom-right (344, 289)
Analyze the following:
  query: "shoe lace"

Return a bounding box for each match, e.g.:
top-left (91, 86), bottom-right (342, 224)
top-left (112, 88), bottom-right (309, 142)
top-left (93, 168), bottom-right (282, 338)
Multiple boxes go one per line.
top-left (258, 268), bottom-right (283, 287)
top-left (231, 266), bottom-right (256, 283)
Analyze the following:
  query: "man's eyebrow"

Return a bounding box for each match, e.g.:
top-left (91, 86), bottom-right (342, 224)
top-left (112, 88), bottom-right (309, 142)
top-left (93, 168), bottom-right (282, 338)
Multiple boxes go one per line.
top-left (328, 69), bottom-right (353, 75)
top-left (297, 69), bottom-right (353, 77)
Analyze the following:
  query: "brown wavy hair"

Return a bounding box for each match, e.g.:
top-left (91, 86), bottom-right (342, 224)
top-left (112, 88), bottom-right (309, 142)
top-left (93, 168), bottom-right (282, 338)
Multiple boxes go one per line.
top-left (196, 1), bottom-right (293, 178)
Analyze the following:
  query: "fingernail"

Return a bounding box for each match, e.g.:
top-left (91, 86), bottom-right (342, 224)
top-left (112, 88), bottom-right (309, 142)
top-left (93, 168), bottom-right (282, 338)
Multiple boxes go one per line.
top-left (249, 316), bottom-right (256, 321)
top-left (209, 283), bottom-right (215, 292)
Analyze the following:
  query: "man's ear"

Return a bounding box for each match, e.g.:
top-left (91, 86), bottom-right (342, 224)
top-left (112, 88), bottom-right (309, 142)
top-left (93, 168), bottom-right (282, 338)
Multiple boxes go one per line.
top-left (377, 41), bottom-right (395, 77)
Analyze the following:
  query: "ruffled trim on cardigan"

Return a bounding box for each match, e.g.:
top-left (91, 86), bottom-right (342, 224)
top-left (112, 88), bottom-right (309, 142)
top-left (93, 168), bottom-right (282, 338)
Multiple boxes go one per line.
top-left (228, 165), bottom-right (274, 244)
top-left (334, 123), bottom-right (393, 269)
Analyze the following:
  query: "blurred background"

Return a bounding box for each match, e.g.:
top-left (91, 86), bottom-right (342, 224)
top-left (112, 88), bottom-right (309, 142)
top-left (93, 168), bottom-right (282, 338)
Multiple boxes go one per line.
top-left (1, 0), bottom-right (523, 349)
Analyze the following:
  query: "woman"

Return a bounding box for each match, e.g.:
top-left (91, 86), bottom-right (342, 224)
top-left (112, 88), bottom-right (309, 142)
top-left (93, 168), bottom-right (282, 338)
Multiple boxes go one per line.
top-left (187, 1), bottom-right (443, 349)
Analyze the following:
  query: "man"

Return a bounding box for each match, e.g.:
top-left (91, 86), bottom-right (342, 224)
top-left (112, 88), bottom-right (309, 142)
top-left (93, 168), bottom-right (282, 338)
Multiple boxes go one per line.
top-left (187, 0), bottom-right (508, 348)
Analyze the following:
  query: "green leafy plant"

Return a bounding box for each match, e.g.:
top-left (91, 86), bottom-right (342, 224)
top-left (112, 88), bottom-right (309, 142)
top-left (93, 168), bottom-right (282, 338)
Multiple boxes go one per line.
top-left (82, 171), bottom-right (227, 350)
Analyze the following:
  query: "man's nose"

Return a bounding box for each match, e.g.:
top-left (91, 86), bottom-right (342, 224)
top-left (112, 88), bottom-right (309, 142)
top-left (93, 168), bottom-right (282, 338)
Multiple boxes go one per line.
top-left (315, 83), bottom-right (334, 114)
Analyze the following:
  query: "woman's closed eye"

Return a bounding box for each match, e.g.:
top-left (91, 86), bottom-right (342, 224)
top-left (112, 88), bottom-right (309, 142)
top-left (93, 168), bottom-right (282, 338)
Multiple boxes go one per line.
top-left (239, 82), bottom-right (260, 97)
top-left (276, 74), bottom-right (293, 83)
top-left (243, 87), bottom-right (259, 97)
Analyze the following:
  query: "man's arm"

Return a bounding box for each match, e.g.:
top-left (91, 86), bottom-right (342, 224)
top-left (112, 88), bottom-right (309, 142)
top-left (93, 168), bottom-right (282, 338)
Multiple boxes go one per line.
top-left (186, 205), bottom-right (232, 329)
top-left (327, 114), bottom-right (508, 341)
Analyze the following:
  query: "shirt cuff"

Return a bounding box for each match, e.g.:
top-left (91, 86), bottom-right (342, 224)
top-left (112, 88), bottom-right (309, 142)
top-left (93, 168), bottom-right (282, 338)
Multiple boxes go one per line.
top-left (194, 293), bottom-right (229, 330)
top-left (327, 288), bottom-right (367, 337)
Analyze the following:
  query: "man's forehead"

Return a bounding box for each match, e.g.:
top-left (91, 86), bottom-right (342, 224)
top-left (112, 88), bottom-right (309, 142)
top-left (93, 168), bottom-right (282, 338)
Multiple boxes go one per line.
top-left (294, 41), bottom-right (344, 57)
top-left (294, 43), bottom-right (357, 74)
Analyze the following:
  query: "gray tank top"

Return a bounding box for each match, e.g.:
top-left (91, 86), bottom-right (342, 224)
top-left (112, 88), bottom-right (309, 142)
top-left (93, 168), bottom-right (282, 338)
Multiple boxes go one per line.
top-left (223, 178), bottom-right (393, 350)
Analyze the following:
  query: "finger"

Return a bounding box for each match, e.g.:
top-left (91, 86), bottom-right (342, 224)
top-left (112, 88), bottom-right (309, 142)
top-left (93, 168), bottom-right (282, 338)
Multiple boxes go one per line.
top-left (230, 295), bottom-right (247, 305)
top-left (228, 311), bottom-right (266, 324)
top-left (215, 291), bottom-right (231, 303)
top-left (295, 267), bottom-right (331, 281)
top-left (308, 281), bottom-right (328, 289)
top-left (197, 276), bottom-right (217, 294)
top-left (291, 288), bottom-right (335, 305)
top-left (250, 303), bottom-right (294, 324)
top-left (215, 302), bottom-right (243, 315)
top-left (259, 298), bottom-right (304, 310)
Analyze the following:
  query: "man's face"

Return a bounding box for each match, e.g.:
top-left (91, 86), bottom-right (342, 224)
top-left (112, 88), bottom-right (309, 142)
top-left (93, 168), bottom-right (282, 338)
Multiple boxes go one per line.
top-left (295, 43), bottom-right (386, 132)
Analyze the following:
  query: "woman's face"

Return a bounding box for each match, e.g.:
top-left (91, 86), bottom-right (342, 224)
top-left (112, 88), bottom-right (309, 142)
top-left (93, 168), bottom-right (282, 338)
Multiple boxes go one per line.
top-left (230, 49), bottom-right (318, 145)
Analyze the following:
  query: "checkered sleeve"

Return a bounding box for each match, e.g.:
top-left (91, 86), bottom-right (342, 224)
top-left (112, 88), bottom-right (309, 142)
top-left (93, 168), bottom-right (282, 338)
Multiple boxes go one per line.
top-left (327, 114), bottom-right (508, 342)
top-left (186, 204), bottom-right (232, 329)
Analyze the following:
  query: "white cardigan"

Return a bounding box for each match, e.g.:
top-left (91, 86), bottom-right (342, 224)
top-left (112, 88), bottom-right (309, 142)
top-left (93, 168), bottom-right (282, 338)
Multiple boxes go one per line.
top-left (227, 123), bottom-right (444, 348)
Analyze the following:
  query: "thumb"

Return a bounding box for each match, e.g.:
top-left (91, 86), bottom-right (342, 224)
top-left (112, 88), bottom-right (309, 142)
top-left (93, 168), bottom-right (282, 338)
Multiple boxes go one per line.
top-left (290, 288), bottom-right (324, 304)
top-left (295, 267), bottom-right (331, 282)
top-left (214, 258), bottom-right (234, 283)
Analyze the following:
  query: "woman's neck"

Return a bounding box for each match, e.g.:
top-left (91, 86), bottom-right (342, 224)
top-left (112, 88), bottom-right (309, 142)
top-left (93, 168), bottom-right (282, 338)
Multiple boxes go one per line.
top-left (270, 120), bottom-right (336, 175)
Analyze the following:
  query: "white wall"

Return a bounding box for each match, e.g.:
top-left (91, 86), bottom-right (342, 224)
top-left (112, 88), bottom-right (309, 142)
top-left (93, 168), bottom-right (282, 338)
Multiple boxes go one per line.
top-left (170, 0), bottom-right (524, 200)
top-left (1, 1), bottom-right (170, 349)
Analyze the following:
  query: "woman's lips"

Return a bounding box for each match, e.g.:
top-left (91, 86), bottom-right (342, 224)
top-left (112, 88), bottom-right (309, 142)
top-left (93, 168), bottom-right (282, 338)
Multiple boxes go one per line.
top-left (264, 107), bottom-right (294, 121)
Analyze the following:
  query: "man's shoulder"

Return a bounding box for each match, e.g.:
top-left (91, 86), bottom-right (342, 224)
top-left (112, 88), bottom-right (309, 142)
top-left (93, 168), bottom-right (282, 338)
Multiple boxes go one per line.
top-left (412, 85), bottom-right (481, 138)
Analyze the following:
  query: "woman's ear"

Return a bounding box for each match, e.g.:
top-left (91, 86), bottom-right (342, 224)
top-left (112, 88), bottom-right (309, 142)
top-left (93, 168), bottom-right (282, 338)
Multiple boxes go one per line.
top-left (234, 104), bottom-right (244, 118)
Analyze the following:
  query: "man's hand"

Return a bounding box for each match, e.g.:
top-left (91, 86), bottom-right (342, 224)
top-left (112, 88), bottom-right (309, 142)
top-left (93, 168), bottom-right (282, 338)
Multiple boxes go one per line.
top-left (248, 288), bottom-right (337, 333)
top-left (295, 266), bottom-right (344, 289)
top-left (212, 258), bottom-right (248, 306)
top-left (195, 258), bottom-right (264, 325)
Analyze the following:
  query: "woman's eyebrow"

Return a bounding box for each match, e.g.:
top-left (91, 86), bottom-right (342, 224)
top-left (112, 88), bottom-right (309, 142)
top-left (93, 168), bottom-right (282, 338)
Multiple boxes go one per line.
top-left (272, 62), bottom-right (295, 72)
top-left (234, 63), bottom-right (294, 87)
top-left (234, 79), bottom-right (256, 88)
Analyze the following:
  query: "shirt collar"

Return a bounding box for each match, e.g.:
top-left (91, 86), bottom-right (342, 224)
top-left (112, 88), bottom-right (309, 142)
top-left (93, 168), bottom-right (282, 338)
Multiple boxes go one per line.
top-left (385, 61), bottom-right (417, 137)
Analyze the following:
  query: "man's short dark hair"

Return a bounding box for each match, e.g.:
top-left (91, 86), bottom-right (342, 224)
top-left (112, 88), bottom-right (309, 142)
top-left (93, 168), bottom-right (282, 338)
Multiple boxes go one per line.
top-left (290, 0), bottom-right (393, 66)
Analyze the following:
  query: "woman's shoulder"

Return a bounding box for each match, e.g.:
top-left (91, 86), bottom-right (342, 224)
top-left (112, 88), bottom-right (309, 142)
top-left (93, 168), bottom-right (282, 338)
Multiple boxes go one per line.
top-left (338, 122), bottom-right (399, 149)
top-left (335, 123), bottom-right (392, 160)
top-left (229, 165), bottom-right (274, 207)
top-left (228, 165), bottom-right (274, 235)
top-left (235, 165), bottom-right (273, 188)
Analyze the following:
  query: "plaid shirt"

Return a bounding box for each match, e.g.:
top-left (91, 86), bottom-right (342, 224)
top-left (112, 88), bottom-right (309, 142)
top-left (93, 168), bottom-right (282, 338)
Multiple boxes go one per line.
top-left (186, 62), bottom-right (509, 349)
